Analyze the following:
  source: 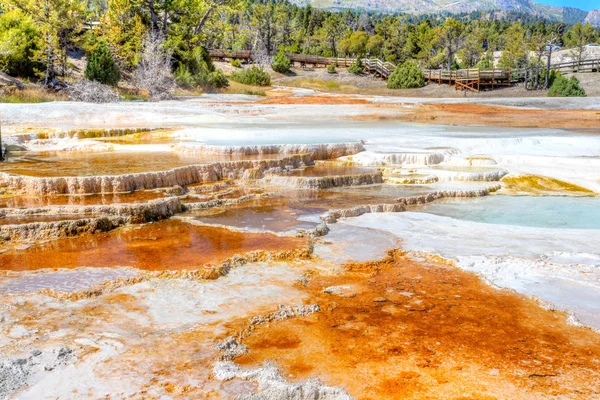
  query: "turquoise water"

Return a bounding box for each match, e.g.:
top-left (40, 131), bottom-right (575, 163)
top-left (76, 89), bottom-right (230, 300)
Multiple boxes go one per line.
top-left (421, 195), bottom-right (600, 230)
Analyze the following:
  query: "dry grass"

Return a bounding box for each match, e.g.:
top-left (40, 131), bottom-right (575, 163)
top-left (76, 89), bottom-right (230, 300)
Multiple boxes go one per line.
top-left (219, 80), bottom-right (270, 96)
top-left (0, 87), bottom-right (67, 103)
top-left (282, 77), bottom-right (357, 92)
top-left (117, 87), bottom-right (151, 101)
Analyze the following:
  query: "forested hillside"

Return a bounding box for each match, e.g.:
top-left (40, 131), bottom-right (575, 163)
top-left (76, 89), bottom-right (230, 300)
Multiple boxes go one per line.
top-left (0, 0), bottom-right (598, 94)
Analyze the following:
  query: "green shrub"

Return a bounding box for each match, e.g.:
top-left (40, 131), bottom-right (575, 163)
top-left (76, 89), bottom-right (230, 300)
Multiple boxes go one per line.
top-left (450, 58), bottom-right (462, 70)
top-left (174, 65), bottom-right (196, 88)
top-left (231, 59), bottom-right (242, 68)
top-left (271, 51), bottom-right (291, 74)
top-left (547, 76), bottom-right (586, 97)
top-left (387, 61), bottom-right (425, 89)
top-left (348, 58), bottom-right (364, 75)
top-left (541, 69), bottom-right (562, 87)
top-left (177, 46), bottom-right (215, 77)
top-left (229, 66), bottom-right (271, 86)
top-left (175, 63), bottom-right (228, 89)
top-left (327, 64), bottom-right (336, 74)
top-left (84, 42), bottom-right (120, 86)
top-left (208, 70), bottom-right (229, 88)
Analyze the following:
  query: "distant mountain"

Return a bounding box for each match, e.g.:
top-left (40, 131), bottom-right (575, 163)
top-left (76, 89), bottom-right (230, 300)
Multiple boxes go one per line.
top-left (584, 9), bottom-right (600, 27)
top-left (299, 0), bottom-right (590, 23)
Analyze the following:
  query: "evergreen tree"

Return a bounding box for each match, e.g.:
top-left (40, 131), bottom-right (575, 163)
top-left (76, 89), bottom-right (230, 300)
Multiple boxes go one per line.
top-left (271, 50), bottom-right (291, 74)
top-left (85, 42), bottom-right (121, 86)
top-left (548, 75), bottom-right (586, 97)
top-left (387, 61), bottom-right (425, 89)
top-left (565, 22), bottom-right (596, 66)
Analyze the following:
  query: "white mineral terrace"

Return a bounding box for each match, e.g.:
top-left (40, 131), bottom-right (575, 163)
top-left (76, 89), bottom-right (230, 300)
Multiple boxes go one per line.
top-left (0, 92), bottom-right (599, 399)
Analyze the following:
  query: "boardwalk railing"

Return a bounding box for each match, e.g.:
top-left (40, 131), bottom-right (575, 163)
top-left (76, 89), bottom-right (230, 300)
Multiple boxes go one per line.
top-left (208, 49), bottom-right (396, 79)
top-left (208, 49), bottom-right (253, 60)
top-left (208, 49), bottom-right (600, 90)
top-left (513, 57), bottom-right (600, 80)
top-left (285, 54), bottom-right (396, 78)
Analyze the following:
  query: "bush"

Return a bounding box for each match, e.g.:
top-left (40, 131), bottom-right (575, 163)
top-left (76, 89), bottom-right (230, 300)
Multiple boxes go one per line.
top-left (327, 64), bottom-right (336, 74)
top-left (547, 76), bottom-right (586, 97)
top-left (231, 59), bottom-right (242, 68)
top-left (229, 66), bottom-right (271, 86)
top-left (68, 79), bottom-right (118, 103)
top-left (348, 58), bottom-right (364, 75)
top-left (84, 42), bottom-right (120, 86)
top-left (387, 61), bottom-right (425, 89)
top-left (174, 65), bottom-right (196, 88)
top-left (542, 69), bottom-right (562, 87)
top-left (271, 51), bottom-right (291, 74)
top-left (208, 70), bottom-right (229, 88)
top-left (175, 63), bottom-right (229, 89)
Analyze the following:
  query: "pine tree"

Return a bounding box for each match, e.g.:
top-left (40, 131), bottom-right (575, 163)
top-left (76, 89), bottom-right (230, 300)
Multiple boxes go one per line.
top-left (85, 42), bottom-right (121, 86)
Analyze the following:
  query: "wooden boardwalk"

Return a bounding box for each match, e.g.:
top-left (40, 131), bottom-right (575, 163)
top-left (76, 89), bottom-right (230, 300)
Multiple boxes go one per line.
top-left (209, 49), bottom-right (600, 92)
top-left (208, 50), bottom-right (395, 79)
top-left (423, 68), bottom-right (512, 92)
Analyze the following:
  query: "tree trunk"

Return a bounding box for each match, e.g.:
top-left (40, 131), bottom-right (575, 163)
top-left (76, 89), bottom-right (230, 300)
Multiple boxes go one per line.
top-left (162, 10), bottom-right (169, 37)
top-left (43, 33), bottom-right (56, 87)
top-left (146, 1), bottom-right (160, 34)
top-left (545, 48), bottom-right (552, 89)
top-left (194, 6), bottom-right (215, 36)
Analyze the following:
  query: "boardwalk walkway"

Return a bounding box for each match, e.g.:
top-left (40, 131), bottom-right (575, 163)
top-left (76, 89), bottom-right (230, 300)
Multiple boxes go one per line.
top-left (209, 49), bottom-right (600, 92)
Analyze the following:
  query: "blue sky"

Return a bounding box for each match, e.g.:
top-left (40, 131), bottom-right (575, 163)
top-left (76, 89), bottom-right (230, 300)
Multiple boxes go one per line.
top-left (536, 0), bottom-right (596, 11)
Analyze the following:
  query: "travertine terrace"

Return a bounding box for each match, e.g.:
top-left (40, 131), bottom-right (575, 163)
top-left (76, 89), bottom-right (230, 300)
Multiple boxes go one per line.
top-left (0, 90), bottom-right (599, 399)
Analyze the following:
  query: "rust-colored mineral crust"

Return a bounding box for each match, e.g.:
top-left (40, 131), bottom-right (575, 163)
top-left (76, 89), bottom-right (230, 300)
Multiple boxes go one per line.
top-left (231, 252), bottom-right (600, 399)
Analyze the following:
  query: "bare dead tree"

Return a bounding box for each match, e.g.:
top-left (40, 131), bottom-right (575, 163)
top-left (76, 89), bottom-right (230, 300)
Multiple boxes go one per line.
top-left (251, 43), bottom-right (271, 67)
top-left (67, 79), bottom-right (118, 103)
top-left (135, 33), bottom-right (175, 100)
top-left (545, 33), bottom-right (561, 89)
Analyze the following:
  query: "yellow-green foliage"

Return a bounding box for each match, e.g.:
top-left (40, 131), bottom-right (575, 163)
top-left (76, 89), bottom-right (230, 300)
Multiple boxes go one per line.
top-left (0, 10), bottom-right (41, 78)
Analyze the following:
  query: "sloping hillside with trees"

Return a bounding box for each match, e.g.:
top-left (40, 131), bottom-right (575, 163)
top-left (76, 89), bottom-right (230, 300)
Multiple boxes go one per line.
top-left (0, 0), bottom-right (598, 101)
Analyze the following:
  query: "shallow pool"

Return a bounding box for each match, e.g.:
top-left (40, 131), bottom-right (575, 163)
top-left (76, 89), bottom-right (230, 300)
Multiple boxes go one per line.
top-left (0, 151), bottom-right (280, 177)
top-left (420, 195), bottom-right (600, 230)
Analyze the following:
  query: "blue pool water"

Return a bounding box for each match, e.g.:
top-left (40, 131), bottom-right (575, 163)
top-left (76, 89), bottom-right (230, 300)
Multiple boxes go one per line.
top-left (421, 195), bottom-right (600, 230)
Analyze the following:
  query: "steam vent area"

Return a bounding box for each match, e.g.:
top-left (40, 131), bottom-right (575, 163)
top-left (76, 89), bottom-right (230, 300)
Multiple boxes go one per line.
top-left (1, 92), bottom-right (600, 399)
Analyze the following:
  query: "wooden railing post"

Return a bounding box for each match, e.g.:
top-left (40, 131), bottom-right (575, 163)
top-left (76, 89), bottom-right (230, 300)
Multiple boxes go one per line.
top-left (0, 116), bottom-right (3, 162)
